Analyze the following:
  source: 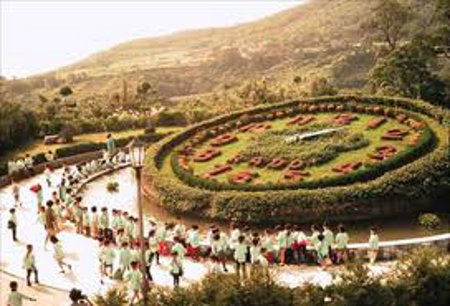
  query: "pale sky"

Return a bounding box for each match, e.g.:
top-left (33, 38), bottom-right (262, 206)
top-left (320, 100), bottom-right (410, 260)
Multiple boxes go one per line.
top-left (1, 1), bottom-right (303, 78)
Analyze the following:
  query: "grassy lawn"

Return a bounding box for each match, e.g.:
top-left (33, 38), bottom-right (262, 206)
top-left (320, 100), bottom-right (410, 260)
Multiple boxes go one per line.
top-left (170, 112), bottom-right (423, 185)
top-left (2, 126), bottom-right (182, 162)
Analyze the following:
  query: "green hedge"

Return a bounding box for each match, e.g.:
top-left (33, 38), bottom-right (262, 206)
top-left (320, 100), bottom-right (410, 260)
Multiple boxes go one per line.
top-left (145, 95), bottom-right (450, 224)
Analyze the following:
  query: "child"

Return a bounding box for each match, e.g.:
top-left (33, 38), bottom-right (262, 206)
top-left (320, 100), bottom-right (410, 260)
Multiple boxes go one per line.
top-left (144, 241), bottom-right (153, 281)
top-left (116, 228), bottom-right (129, 247)
top-left (50, 235), bottom-right (72, 273)
top-left (169, 251), bottom-right (183, 288)
top-left (234, 235), bottom-right (247, 278)
top-left (90, 206), bottom-right (99, 239)
top-left (316, 234), bottom-right (330, 269)
top-left (36, 184), bottom-right (43, 207)
top-left (102, 240), bottom-right (115, 277)
top-left (119, 242), bottom-right (132, 273)
top-left (23, 244), bottom-right (39, 286)
top-left (7, 281), bottom-right (36, 306)
top-left (187, 225), bottom-right (200, 261)
top-left (276, 225), bottom-right (288, 266)
top-left (99, 207), bottom-right (109, 238)
top-left (368, 227), bottom-right (379, 265)
top-left (148, 230), bottom-right (160, 265)
top-left (229, 223), bottom-right (241, 251)
top-left (82, 207), bottom-right (90, 236)
top-left (171, 236), bottom-right (186, 262)
top-left (173, 217), bottom-right (186, 239)
top-left (335, 225), bottom-right (349, 264)
top-left (12, 181), bottom-right (21, 207)
top-left (262, 229), bottom-right (276, 265)
top-left (258, 247), bottom-right (270, 278)
top-left (44, 164), bottom-right (52, 187)
top-left (211, 233), bottom-right (228, 272)
top-left (8, 208), bottom-right (18, 242)
top-left (250, 237), bottom-right (261, 265)
top-left (125, 261), bottom-right (143, 304)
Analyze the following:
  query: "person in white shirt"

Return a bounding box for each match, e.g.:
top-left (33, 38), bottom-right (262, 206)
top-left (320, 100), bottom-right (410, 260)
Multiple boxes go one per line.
top-left (249, 237), bottom-right (261, 265)
top-left (229, 223), bottom-right (241, 251)
top-left (234, 235), bottom-right (247, 278)
top-left (211, 231), bottom-right (228, 272)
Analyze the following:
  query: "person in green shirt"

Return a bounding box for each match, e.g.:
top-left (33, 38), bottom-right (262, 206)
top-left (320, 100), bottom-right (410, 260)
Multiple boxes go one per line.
top-left (23, 245), bottom-right (39, 287)
top-left (102, 240), bottom-right (115, 277)
top-left (125, 261), bottom-right (143, 304)
top-left (119, 242), bottom-right (133, 273)
top-left (368, 226), bottom-right (379, 265)
top-left (105, 134), bottom-right (116, 158)
top-left (50, 236), bottom-right (72, 273)
top-left (7, 281), bottom-right (36, 306)
top-left (335, 225), bottom-right (349, 264)
top-left (316, 234), bottom-right (330, 269)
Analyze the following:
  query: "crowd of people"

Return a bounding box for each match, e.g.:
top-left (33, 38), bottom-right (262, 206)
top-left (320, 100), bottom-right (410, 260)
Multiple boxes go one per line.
top-left (5, 134), bottom-right (381, 305)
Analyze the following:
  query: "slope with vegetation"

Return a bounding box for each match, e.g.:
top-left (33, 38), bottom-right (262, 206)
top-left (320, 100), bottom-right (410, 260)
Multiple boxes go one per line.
top-left (1, 0), bottom-right (448, 160)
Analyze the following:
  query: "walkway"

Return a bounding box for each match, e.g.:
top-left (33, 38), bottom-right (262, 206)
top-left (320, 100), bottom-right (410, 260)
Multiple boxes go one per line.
top-left (0, 167), bottom-right (396, 299)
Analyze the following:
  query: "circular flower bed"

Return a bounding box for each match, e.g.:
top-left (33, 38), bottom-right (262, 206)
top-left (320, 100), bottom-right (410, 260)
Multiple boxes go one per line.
top-left (145, 96), bottom-right (450, 224)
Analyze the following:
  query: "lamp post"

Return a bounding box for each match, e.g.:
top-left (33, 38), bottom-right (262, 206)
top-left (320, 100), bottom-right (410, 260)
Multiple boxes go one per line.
top-left (128, 138), bottom-right (149, 305)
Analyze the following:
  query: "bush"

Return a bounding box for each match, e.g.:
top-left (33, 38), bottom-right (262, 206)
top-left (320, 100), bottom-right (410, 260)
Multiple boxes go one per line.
top-left (155, 110), bottom-right (188, 126)
top-left (106, 181), bottom-right (119, 192)
top-left (418, 213), bottom-right (441, 230)
top-left (97, 247), bottom-right (449, 306)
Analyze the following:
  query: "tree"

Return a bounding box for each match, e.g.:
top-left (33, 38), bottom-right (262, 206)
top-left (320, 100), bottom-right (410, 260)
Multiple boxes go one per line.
top-left (370, 38), bottom-right (447, 106)
top-left (363, 0), bottom-right (410, 51)
top-left (0, 101), bottom-right (38, 151)
top-left (309, 76), bottom-right (337, 97)
top-left (137, 81), bottom-right (151, 95)
top-left (59, 85), bottom-right (73, 97)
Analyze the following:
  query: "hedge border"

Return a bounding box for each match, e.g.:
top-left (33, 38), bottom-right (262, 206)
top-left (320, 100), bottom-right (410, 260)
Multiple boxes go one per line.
top-left (145, 95), bottom-right (450, 224)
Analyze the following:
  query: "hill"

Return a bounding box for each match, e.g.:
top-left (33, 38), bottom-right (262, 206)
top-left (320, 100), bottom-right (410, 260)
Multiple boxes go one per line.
top-left (2, 0), bottom-right (378, 103)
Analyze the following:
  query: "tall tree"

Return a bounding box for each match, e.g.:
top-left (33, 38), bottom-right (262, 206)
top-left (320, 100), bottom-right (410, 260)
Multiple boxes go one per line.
top-left (370, 38), bottom-right (447, 106)
top-left (363, 0), bottom-right (411, 51)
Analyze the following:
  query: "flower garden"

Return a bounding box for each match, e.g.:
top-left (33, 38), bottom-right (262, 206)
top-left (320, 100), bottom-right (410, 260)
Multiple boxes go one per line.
top-left (146, 96), bottom-right (449, 224)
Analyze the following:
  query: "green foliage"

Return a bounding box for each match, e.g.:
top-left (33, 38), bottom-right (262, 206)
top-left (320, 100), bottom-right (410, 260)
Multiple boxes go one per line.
top-left (155, 110), bottom-right (188, 126)
top-left (309, 76), bottom-right (338, 97)
top-left (0, 101), bottom-right (38, 152)
top-left (93, 247), bottom-right (449, 306)
top-left (389, 246), bottom-right (450, 306)
top-left (418, 213), bottom-right (441, 230)
top-left (363, 0), bottom-right (411, 51)
top-left (370, 38), bottom-right (447, 106)
top-left (106, 181), bottom-right (119, 192)
top-left (94, 288), bottom-right (128, 306)
top-left (147, 270), bottom-right (293, 306)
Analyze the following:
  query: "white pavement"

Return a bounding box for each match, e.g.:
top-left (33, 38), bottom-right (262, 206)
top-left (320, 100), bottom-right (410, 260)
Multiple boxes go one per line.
top-left (0, 168), bottom-right (392, 298)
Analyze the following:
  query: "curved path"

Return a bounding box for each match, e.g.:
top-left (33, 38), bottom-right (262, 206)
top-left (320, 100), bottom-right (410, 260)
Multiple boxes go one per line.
top-left (1, 164), bottom-right (445, 300)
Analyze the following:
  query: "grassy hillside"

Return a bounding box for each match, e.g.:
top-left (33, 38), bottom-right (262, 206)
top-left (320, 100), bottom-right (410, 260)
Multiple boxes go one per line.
top-left (2, 0), bottom-right (377, 103)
